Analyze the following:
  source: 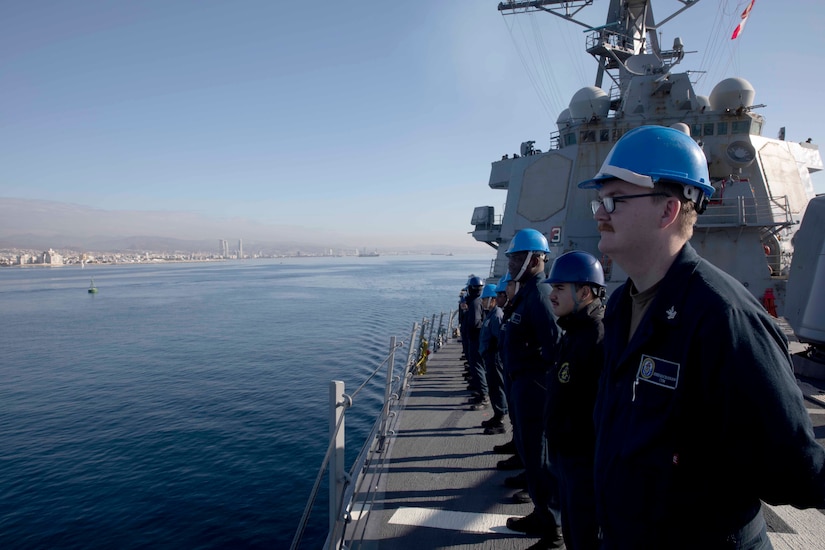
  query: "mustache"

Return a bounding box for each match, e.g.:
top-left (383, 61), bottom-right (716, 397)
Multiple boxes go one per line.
top-left (598, 222), bottom-right (614, 232)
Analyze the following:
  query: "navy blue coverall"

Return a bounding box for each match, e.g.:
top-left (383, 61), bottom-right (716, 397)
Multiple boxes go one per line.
top-left (544, 299), bottom-right (604, 550)
top-left (501, 272), bottom-right (562, 529)
top-left (463, 290), bottom-right (487, 400)
top-left (594, 243), bottom-right (825, 549)
top-left (480, 304), bottom-right (507, 418)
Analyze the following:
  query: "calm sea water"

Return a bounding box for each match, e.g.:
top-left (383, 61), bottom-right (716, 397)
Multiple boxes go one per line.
top-left (0, 255), bottom-right (491, 549)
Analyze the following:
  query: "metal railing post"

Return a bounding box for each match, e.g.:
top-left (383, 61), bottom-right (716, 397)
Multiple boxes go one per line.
top-left (738, 196), bottom-right (746, 225)
top-left (377, 337), bottom-right (396, 452)
top-left (417, 317), bottom-right (428, 368)
top-left (435, 312), bottom-right (445, 350)
top-left (403, 322), bottom-right (418, 392)
top-left (328, 380), bottom-right (346, 550)
top-left (300, 311), bottom-right (461, 550)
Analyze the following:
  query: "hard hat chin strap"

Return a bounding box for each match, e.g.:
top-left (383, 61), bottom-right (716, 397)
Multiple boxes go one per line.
top-left (514, 251), bottom-right (533, 282)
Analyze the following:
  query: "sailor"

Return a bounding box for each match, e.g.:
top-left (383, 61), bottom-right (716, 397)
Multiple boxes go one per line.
top-left (462, 275), bottom-right (488, 409)
top-left (458, 288), bottom-right (468, 359)
top-left (579, 125), bottom-right (825, 549)
top-left (500, 228), bottom-right (564, 549)
top-left (493, 273), bottom-right (525, 475)
top-left (479, 282), bottom-right (508, 434)
top-left (543, 251), bottom-right (605, 550)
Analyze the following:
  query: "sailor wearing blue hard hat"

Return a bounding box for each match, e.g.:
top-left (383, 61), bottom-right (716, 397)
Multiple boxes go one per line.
top-left (462, 275), bottom-right (488, 410)
top-left (505, 228), bottom-right (552, 283)
top-left (542, 250), bottom-right (606, 550)
top-left (478, 283), bottom-right (508, 434)
top-left (500, 228), bottom-right (564, 548)
top-left (495, 272), bottom-right (510, 294)
top-left (578, 125), bottom-right (825, 549)
top-left (579, 124), bottom-right (715, 213)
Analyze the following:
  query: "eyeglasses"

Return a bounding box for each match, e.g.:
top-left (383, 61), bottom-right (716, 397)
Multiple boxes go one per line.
top-left (590, 193), bottom-right (668, 215)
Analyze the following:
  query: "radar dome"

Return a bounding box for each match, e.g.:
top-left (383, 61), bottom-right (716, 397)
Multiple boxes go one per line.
top-left (670, 122), bottom-right (690, 135)
top-left (695, 95), bottom-right (710, 111)
top-left (708, 77), bottom-right (756, 112)
top-left (556, 108), bottom-right (572, 128)
top-left (568, 87), bottom-right (610, 120)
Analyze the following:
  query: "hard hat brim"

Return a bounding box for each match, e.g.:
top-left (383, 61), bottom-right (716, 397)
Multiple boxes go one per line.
top-left (578, 165), bottom-right (654, 189)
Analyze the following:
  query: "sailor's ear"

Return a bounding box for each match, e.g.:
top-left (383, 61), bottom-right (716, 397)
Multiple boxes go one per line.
top-left (660, 196), bottom-right (681, 228)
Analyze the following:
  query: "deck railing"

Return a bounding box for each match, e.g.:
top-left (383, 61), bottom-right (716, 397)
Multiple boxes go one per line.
top-left (698, 194), bottom-right (794, 229)
top-left (289, 310), bottom-right (458, 550)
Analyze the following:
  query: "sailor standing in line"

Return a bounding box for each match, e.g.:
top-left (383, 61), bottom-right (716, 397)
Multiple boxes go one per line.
top-left (493, 273), bottom-right (528, 487)
top-left (580, 125), bottom-right (825, 549)
top-left (543, 251), bottom-right (605, 550)
top-left (500, 228), bottom-right (564, 549)
top-left (462, 275), bottom-right (489, 409)
top-left (479, 282), bottom-right (508, 434)
top-left (458, 288), bottom-right (468, 360)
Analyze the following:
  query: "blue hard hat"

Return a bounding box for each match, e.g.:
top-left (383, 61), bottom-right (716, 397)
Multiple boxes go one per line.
top-left (505, 228), bottom-right (550, 255)
top-left (578, 125), bottom-right (714, 202)
top-left (495, 272), bottom-right (511, 293)
top-left (481, 284), bottom-right (498, 298)
top-left (466, 275), bottom-right (484, 288)
top-left (547, 250), bottom-right (605, 287)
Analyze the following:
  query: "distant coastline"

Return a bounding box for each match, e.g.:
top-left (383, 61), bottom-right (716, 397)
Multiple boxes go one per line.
top-left (0, 197), bottom-right (481, 257)
top-left (0, 247), bottom-right (467, 267)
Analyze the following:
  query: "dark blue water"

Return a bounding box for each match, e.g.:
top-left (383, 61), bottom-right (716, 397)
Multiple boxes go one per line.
top-left (0, 255), bottom-right (490, 549)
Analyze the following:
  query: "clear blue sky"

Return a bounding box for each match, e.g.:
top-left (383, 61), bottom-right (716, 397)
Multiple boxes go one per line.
top-left (2, 1), bottom-right (822, 247)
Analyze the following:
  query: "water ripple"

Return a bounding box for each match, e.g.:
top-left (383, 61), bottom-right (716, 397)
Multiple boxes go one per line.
top-left (0, 255), bottom-right (487, 549)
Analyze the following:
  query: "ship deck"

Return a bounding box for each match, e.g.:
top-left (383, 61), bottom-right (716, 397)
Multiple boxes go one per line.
top-left (349, 336), bottom-right (825, 550)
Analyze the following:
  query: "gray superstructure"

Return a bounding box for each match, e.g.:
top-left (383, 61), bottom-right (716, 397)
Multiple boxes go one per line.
top-left (470, 0), bottom-right (822, 315)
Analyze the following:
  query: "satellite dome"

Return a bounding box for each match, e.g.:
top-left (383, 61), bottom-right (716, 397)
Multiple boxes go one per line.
top-left (695, 95), bottom-right (711, 111)
top-left (556, 108), bottom-right (572, 128)
top-left (568, 86), bottom-right (610, 120)
top-left (708, 77), bottom-right (756, 112)
top-left (670, 122), bottom-right (690, 135)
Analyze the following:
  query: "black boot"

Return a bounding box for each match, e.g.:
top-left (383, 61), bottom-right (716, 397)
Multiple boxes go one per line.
top-left (526, 527), bottom-right (565, 549)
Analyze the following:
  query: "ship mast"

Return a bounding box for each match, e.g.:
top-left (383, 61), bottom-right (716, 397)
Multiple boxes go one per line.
top-left (498, 0), bottom-right (700, 94)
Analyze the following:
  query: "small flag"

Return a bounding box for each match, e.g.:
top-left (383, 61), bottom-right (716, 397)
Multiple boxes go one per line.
top-left (731, 0), bottom-right (756, 40)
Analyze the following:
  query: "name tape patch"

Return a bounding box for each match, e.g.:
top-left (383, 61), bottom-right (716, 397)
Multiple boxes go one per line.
top-left (636, 355), bottom-right (680, 390)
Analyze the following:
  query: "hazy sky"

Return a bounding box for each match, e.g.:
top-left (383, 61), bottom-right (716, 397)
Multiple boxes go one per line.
top-left (2, 1), bottom-right (823, 247)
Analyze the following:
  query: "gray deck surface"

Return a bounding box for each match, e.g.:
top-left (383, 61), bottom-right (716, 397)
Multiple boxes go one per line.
top-left (348, 338), bottom-right (825, 550)
top-left (350, 339), bottom-right (537, 549)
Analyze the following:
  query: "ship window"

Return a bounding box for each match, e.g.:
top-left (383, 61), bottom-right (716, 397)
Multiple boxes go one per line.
top-left (732, 121), bottom-right (750, 134)
top-left (703, 123), bottom-right (714, 136)
top-left (717, 122), bottom-right (728, 135)
top-left (691, 124), bottom-right (702, 137)
top-left (600, 129), bottom-right (610, 142)
top-left (580, 130), bottom-right (596, 143)
top-left (612, 128), bottom-right (624, 141)
top-left (751, 119), bottom-right (762, 136)
top-left (564, 133), bottom-right (577, 146)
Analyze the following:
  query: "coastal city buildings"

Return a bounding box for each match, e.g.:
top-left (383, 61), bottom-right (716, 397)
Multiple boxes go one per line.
top-left (0, 245), bottom-right (400, 267)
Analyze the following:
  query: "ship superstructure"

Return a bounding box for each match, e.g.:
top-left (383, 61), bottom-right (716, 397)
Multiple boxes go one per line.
top-left (470, 0), bottom-right (822, 313)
